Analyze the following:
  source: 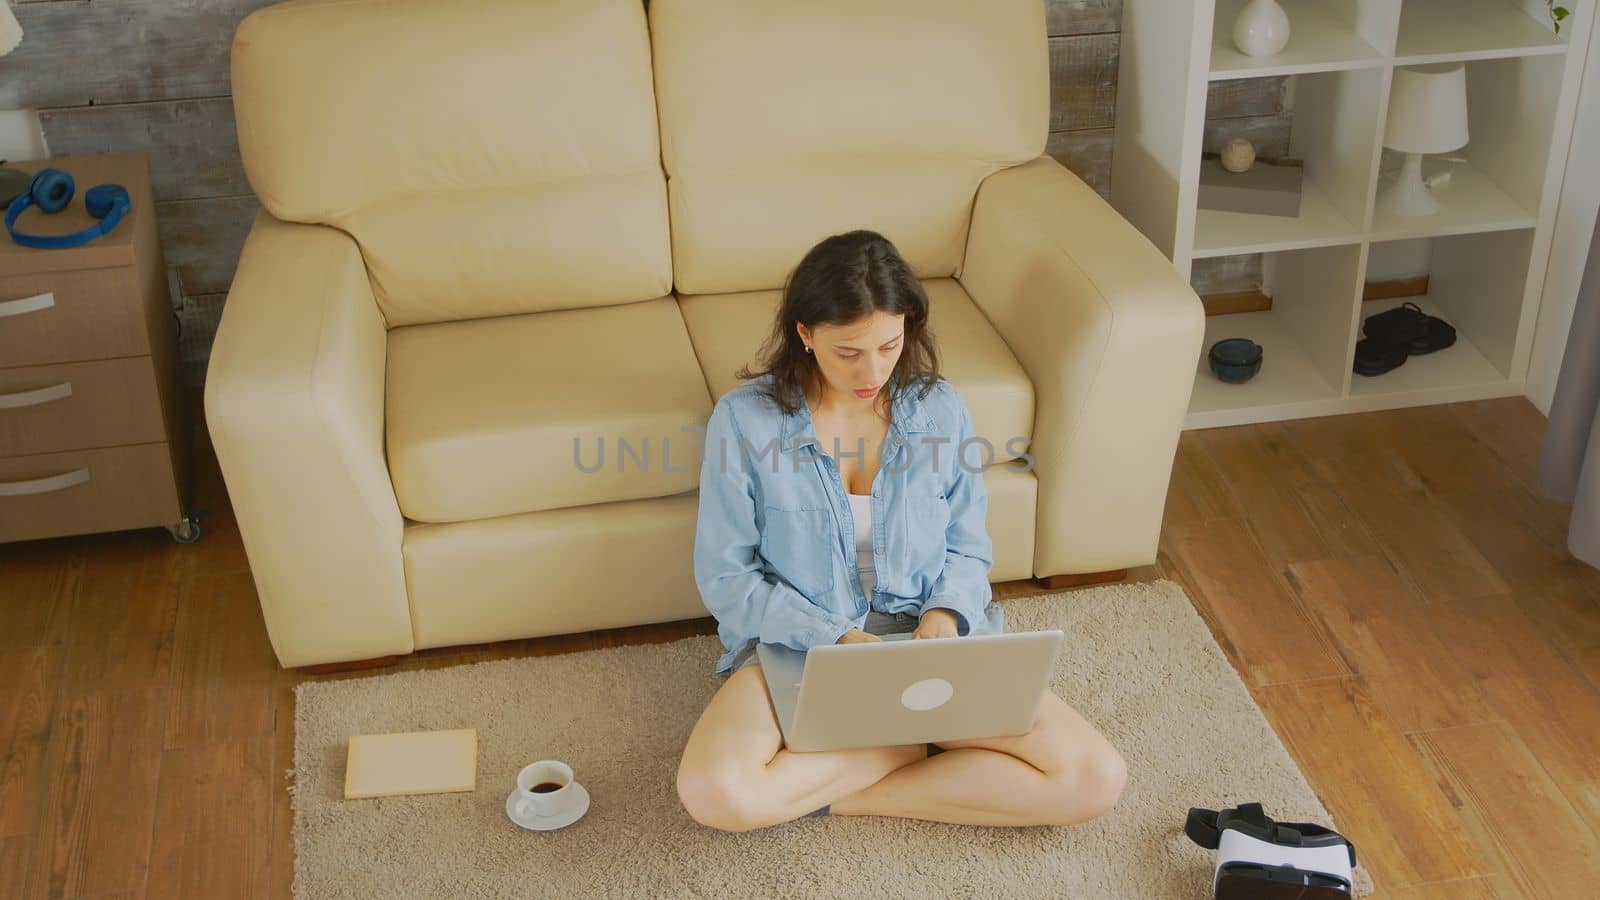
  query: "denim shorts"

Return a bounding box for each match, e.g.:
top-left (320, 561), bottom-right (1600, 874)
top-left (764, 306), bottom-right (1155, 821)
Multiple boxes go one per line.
top-left (723, 609), bottom-right (920, 676)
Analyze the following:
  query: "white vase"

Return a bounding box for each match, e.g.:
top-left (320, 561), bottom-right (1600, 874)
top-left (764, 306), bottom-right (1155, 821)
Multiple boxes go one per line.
top-left (1233, 0), bottom-right (1291, 58)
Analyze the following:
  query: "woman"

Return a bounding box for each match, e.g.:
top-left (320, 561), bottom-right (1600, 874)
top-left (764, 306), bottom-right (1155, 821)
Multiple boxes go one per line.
top-left (676, 230), bottom-right (1127, 833)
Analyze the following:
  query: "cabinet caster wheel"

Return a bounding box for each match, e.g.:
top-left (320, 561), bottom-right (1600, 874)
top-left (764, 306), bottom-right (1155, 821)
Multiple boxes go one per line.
top-left (167, 512), bottom-right (203, 544)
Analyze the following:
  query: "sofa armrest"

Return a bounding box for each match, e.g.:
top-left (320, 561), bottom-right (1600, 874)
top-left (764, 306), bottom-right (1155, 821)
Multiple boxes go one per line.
top-left (203, 209), bottom-right (413, 667)
top-left (958, 156), bottom-right (1204, 576)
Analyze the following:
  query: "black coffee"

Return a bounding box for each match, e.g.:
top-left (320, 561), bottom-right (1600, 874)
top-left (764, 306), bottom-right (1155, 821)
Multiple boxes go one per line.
top-left (531, 781), bottom-right (564, 793)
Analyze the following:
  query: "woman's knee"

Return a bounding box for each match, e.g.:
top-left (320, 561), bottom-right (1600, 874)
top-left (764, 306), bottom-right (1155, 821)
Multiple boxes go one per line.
top-left (676, 671), bottom-right (785, 832)
top-left (1034, 737), bottom-right (1126, 826)
top-left (1074, 743), bottom-right (1128, 819)
top-left (676, 763), bottom-right (763, 833)
top-left (1030, 694), bottom-right (1127, 822)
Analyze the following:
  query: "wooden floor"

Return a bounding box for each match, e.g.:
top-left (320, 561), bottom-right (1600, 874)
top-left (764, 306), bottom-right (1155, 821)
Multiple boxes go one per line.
top-left (2, 395), bottom-right (1599, 898)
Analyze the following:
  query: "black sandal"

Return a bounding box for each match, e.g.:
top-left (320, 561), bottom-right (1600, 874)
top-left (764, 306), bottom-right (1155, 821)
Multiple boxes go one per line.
top-left (1362, 301), bottom-right (1456, 356)
top-left (1408, 313), bottom-right (1456, 355)
top-left (1363, 302), bottom-right (1428, 342)
top-left (1353, 336), bottom-right (1408, 376)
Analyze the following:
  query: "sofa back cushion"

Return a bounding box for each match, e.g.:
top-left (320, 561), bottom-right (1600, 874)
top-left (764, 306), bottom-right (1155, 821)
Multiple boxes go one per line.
top-left (230, 0), bottom-right (671, 327)
top-left (648, 0), bottom-right (1047, 296)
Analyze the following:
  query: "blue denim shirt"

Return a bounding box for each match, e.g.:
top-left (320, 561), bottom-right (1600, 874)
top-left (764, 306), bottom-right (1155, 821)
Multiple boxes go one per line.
top-left (694, 373), bottom-right (1005, 674)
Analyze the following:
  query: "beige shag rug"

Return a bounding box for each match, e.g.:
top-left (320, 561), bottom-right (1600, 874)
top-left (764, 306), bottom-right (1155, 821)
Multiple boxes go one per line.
top-left (290, 580), bottom-right (1373, 898)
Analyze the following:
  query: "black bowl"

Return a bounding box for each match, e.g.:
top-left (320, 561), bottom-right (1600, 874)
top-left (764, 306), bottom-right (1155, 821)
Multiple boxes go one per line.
top-left (1209, 338), bottom-right (1263, 383)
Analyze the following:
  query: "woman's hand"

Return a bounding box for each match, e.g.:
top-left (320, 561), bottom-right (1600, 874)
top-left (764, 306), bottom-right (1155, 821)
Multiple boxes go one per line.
top-left (913, 608), bottom-right (960, 640)
top-left (836, 628), bottom-right (883, 644)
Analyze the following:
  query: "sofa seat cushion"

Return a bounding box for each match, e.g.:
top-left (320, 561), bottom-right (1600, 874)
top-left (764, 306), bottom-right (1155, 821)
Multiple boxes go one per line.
top-left (387, 296), bottom-right (712, 524)
top-left (678, 277), bottom-right (1034, 463)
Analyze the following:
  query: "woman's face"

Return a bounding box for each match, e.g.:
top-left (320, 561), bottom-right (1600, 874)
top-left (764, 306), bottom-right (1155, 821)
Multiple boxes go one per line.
top-left (797, 310), bottom-right (906, 407)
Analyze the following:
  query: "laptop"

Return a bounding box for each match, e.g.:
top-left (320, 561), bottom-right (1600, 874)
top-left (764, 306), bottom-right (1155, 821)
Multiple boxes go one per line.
top-left (754, 629), bottom-right (1065, 753)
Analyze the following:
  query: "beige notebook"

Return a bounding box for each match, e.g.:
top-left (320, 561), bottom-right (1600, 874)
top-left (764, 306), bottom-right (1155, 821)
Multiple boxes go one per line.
top-left (343, 728), bottom-right (477, 800)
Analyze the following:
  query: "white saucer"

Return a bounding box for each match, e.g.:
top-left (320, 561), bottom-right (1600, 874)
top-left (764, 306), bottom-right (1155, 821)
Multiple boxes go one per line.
top-left (505, 783), bottom-right (590, 831)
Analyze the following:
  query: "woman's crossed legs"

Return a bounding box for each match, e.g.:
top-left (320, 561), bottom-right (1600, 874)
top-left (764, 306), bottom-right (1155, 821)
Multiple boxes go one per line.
top-left (676, 663), bottom-right (1127, 832)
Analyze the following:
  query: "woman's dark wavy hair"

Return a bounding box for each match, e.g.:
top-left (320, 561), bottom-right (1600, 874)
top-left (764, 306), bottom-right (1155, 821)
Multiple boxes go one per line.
top-left (736, 229), bottom-right (941, 418)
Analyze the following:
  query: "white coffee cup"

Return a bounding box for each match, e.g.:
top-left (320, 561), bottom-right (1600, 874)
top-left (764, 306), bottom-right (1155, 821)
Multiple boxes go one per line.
top-left (512, 760), bottom-right (579, 820)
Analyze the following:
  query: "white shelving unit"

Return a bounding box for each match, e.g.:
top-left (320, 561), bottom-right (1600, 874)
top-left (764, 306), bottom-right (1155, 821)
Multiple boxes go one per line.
top-left (1112, 0), bottom-right (1594, 429)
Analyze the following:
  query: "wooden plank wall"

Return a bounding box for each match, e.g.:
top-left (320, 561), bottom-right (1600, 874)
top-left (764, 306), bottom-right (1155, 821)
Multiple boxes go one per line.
top-left (1, 0), bottom-right (1289, 382)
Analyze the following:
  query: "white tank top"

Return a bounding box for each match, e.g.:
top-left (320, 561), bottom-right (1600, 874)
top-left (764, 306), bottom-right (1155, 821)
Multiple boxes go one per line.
top-left (847, 491), bottom-right (876, 595)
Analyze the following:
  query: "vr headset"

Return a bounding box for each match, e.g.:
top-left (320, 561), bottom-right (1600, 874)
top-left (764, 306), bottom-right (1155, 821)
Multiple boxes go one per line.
top-left (1186, 802), bottom-right (1358, 900)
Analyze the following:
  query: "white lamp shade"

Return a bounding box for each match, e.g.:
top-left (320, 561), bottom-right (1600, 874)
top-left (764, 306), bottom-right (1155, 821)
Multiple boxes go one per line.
top-left (1384, 62), bottom-right (1470, 154)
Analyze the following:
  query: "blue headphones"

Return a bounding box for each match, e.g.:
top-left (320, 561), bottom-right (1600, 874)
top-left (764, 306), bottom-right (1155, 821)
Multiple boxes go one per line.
top-left (5, 168), bottom-right (131, 250)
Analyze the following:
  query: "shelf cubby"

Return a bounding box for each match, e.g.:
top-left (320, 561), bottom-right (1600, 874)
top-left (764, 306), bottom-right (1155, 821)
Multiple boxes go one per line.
top-left (1350, 296), bottom-right (1512, 397)
top-left (1374, 52), bottom-right (1563, 239)
top-left (1350, 229), bottom-right (1535, 400)
top-left (1395, 0), bottom-right (1568, 64)
top-left (1188, 244), bottom-right (1363, 427)
top-left (1194, 67), bottom-right (1385, 256)
top-left (1210, 0), bottom-right (1394, 78)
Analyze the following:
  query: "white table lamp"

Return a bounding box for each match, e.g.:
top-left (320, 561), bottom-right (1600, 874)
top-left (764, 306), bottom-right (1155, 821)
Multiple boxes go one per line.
top-left (1379, 62), bottom-right (1469, 217)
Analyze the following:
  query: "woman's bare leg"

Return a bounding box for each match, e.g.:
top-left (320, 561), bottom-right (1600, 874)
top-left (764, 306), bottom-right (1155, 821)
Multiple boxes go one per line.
top-left (677, 664), bottom-right (928, 832)
top-left (829, 689), bottom-right (1127, 827)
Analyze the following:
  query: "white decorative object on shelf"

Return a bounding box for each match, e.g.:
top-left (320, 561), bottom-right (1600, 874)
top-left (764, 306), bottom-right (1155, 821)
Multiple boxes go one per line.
top-left (1232, 0), bottom-right (1291, 57)
top-left (1379, 63), bottom-right (1470, 218)
top-left (1221, 137), bottom-right (1258, 172)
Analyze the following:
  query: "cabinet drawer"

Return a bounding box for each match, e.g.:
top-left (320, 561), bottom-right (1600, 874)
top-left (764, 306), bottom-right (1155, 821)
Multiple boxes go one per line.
top-left (0, 357), bottom-right (167, 456)
top-left (0, 267), bottom-right (149, 368)
top-left (0, 443), bottom-right (180, 543)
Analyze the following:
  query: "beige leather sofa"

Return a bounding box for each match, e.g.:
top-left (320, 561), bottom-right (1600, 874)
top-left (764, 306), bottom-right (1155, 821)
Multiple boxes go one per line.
top-left (206, 0), bottom-right (1205, 668)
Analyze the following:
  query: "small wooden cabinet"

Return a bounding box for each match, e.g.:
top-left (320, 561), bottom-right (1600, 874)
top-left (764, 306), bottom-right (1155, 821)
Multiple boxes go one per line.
top-left (0, 152), bottom-right (194, 543)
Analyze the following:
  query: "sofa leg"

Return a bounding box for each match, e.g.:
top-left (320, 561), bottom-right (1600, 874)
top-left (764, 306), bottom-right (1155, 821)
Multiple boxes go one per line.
top-left (1037, 569), bottom-right (1128, 590)
top-left (303, 654), bottom-right (401, 675)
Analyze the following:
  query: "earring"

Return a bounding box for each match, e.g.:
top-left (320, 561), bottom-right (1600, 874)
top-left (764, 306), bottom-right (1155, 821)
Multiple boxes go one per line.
top-left (804, 345), bottom-right (813, 354)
